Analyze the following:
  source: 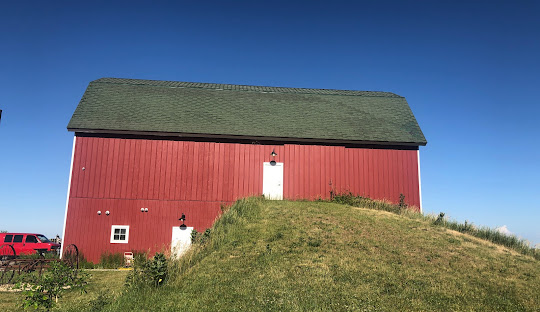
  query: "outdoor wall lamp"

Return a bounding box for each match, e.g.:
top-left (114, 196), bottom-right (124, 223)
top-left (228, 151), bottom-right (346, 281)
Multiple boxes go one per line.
top-left (179, 213), bottom-right (186, 229)
top-left (270, 149), bottom-right (277, 166)
top-left (105, 211), bottom-right (110, 216)
top-left (141, 208), bottom-right (149, 213)
top-left (97, 210), bottom-right (101, 215)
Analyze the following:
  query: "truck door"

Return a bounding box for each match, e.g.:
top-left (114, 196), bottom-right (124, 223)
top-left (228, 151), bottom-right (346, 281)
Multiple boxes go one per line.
top-left (25, 235), bottom-right (40, 254)
top-left (12, 235), bottom-right (24, 255)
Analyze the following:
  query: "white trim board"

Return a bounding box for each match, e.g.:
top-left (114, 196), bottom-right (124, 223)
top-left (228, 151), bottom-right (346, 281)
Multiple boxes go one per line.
top-left (417, 150), bottom-right (423, 213)
top-left (60, 136), bottom-right (76, 258)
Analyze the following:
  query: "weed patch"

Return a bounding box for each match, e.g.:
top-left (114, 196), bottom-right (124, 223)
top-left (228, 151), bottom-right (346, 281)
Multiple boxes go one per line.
top-left (15, 261), bottom-right (89, 311)
top-left (125, 253), bottom-right (168, 288)
top-left (98, 252), bottom-right (124, 269)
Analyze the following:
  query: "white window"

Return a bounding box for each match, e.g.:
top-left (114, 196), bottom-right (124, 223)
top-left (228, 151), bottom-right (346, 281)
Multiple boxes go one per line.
top-left (110, 225), bottom-right (129, 243)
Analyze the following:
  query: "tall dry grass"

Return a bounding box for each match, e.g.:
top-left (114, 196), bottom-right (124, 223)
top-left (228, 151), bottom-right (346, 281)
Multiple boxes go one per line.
top-left (330, 192), bottom-right (539, 260)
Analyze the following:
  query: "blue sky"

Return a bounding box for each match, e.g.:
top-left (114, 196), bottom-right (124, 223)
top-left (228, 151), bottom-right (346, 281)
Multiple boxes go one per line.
top-left (0, 1), bottom-right (538, 245)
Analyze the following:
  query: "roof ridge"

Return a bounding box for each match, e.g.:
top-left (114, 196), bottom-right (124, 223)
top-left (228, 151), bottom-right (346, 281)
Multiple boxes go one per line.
top-left (91, 77), bottom-right (403, 98)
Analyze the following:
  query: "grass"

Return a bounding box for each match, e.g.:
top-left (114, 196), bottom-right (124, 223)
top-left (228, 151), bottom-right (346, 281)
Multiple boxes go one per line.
top-left (0, 270), bottom-right (129, 311)
top-left (97, 252), bottom-right (125, 269)
top-left (99, 197), bottom-right (539, 311)
top-left (331, 193), bottom-right (539, 259)
top-left (2, 197), bottom-right (537, 311)
top-left (78, 250), bottom-right (150, 269)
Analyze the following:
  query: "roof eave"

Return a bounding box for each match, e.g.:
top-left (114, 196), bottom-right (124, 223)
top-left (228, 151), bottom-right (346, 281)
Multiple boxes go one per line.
top-left (68, 128), bottom-right (427, 147)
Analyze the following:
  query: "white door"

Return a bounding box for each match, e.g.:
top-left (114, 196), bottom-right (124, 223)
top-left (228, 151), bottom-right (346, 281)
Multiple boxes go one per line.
top-left (171, 226), bottom-right (193, 258)
top-left (263, 162), bottom-right (284, 200)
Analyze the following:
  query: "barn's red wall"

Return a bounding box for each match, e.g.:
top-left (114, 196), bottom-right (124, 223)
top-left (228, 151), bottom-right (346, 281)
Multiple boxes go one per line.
top-left (64, 137), bottom-right (420, 262)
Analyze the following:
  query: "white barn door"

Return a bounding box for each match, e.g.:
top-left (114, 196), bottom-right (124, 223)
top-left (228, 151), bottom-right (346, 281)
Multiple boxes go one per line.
top-left (171, 226), bottom-right (193, 258)
top-left (263, 162), bottom-right (284, 200)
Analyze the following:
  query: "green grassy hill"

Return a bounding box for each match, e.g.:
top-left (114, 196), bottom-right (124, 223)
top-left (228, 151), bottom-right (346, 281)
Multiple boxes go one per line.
top-left (100, 198), bottom-right (538, 311)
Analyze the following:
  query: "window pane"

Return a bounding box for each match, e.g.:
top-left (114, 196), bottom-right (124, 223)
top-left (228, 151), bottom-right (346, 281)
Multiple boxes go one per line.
top-left (25, 235), bottom-right (38, 243)
top-left (4, 235), bottom-right (12, 243)
top-left (37, 235), bottom-right (50, 243)
top-left (120, 235), bottom-right (125, 240)
top-left (13, 235), bottom-right (23, 243)
top-left (114, 235), bottom-right (120, 240)
top-left (115, 229), bottom-right (121, 234)
top-left (120, 229), bottom-right (126, 234)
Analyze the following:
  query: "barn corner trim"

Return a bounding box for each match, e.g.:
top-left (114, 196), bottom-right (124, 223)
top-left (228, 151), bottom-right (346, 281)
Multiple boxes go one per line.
top-left (60, 136), bottom-right (76, 258)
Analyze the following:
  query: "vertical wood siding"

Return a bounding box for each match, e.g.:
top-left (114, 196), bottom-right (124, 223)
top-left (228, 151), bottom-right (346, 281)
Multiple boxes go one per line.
top-left (65, 137), bottom-right (420, 262)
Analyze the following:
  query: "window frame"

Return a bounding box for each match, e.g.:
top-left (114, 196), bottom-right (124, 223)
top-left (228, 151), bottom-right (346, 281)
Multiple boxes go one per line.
top-left (110, 225), bottom-right (130, 244)
top-left (4, 234), bottom-right (13, 243)
top-left (25, 235), bottom-right (38, 243)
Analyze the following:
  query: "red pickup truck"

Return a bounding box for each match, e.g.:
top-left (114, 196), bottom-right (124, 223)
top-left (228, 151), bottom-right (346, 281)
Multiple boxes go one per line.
top-left (0, 233), bottom-right (61, 255)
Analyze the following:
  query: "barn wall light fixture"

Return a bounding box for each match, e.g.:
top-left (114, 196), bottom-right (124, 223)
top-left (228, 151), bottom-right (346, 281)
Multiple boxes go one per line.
top-left (270, 149), bottom-right (277, 166)
top-left (179, 213), bottom-right (186, 229)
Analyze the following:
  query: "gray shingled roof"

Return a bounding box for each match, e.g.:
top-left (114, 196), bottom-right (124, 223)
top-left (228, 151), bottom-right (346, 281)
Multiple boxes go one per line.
top-left (67, 78), bottom-right (427, 146)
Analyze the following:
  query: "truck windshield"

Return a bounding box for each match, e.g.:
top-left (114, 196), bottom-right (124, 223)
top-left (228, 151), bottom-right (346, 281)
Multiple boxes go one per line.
top-left (37, 235), bottom-right (51, 243)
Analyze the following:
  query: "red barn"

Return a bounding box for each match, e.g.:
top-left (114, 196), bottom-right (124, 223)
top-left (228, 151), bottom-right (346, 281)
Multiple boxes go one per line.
top-left (61, 78), bottom-right (427, 262)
